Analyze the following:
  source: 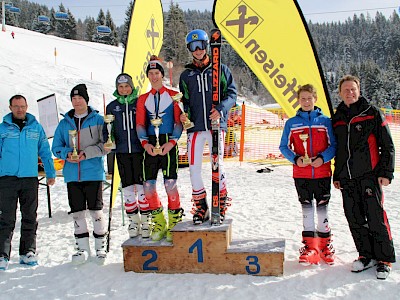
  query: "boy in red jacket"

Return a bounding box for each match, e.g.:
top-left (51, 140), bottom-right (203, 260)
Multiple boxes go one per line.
top-left (279, 84), bottom-right (336, 265)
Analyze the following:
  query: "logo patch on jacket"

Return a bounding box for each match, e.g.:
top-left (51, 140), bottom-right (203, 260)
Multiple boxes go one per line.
top-left (355, 124), bottom-right (362, 131)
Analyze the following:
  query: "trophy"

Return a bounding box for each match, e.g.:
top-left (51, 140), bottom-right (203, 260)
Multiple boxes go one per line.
top-left (104, 114), bottom-right (116, 149)
top-left (299, 133), bottom-right (311, 165)
top-left (172, 93), bottom-right (194, 130)
top-left (68, 130), bottom-right (80, 161)
top-left (150, 117), bottom-right (163, 155)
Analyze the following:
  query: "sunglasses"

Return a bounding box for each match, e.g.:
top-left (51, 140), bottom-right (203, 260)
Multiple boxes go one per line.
top-left (187, 40), bottom-right (208, 52)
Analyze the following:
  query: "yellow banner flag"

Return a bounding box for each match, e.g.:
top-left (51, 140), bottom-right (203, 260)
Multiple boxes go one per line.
top-left (213, 0), bottom-right (333, 117)
top-left (110, 0), bottom-right (164, 207)
top-left (123, 0), bottom-right (164, 96)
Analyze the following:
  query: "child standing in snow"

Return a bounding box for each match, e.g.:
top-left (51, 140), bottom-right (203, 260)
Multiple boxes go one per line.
top-left (52, 84), bottom-right (108, 265)
top-left (279, 84), bottom-right (336, 265)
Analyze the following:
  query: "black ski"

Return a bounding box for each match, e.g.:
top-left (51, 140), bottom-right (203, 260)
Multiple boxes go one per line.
top-left (210, 28), bottom-right (222, 225)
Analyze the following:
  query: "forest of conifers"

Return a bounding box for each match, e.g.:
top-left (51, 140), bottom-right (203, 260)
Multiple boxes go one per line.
top-left (3, 1), bottom-right (400, 108)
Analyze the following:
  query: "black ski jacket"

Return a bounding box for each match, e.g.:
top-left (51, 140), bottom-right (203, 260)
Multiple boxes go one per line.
top-left (332, 96), bottom-right (395, 182)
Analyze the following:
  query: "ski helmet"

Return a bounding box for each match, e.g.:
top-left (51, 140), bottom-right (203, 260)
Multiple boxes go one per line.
top-left (185, 29), bottom-right (209, 52)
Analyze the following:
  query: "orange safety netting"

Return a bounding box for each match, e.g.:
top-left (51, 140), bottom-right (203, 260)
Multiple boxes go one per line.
top-left (177, 104), bottom-right (400, 171)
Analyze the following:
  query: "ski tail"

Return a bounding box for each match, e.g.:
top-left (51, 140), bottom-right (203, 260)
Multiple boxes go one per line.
top-left (210, 28), bottom-right (222, 225)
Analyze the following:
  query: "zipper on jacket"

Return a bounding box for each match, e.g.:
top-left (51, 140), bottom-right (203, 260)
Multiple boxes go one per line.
top-left (200, 67), bottom-right (210, 131)
top-left (122, 112), bottom-right (126, 131)
top-left (125, 102), bottom-right (132, 153)
top-left (346, 106), bottom-right (370, 179)
top-left (89, 125), bottom-right (93, 139)
top-left (346, 123), bottom-right (352, 179)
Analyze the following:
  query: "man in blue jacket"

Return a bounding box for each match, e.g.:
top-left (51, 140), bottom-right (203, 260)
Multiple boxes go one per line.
top-left (179, 29), bottom-right (237, 224)
top-left (52, 84), bottom-right (108, 265)
top-left (0, 95), bottom-right (56, 271)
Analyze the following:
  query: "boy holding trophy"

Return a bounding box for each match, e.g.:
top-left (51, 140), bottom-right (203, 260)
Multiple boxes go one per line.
top-left (279, 84), bottom-right (336, 266)
top-left (52, 84), bottom-right (108, 265)
top-left (103, 73), bottom-right (150, 239)
top-left (136, 55), bottom-right (184, 242)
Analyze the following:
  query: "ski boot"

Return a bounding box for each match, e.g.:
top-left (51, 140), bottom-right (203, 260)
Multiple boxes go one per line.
top-left (94, 233), bottom-right (108, 265)
top-left (150, 207), bottom-right (167, 241)
top-left (219, 194), bottom-right (232, 223)
top-left (72, 236), bottom-right (90, 265)
top-left (191, 197), bottom-right (209, 225)
top-left (127, 212), bottom-right (141, 238)
top-left (140, 211), bottom-right (152, 238)
top-left (299, 234), bottom-right (320, 265)
top-left (166, 208), bottom-right (184, 242)
top-left (318, 233), bottom-right (335, 265)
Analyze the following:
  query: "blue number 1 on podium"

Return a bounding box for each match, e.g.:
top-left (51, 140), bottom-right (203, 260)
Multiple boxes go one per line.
top-left (189, 239), bottom-right (204, 263)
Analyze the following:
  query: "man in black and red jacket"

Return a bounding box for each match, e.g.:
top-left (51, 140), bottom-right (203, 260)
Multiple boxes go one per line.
top-left (332, 74), bottom-right (395, 280)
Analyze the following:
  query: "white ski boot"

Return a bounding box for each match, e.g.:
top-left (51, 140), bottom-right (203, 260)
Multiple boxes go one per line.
top-left (140, 212), bottom-right (152, 238)
top-left (128, 213), bottom-right (141, 238)
top-left (72, 236), bottom-right (90, 265)
top-left (94, 235), bottom-right (108, 265)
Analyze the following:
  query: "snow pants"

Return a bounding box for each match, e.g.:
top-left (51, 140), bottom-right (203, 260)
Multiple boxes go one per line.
top-left (340, 175), bottom-right (396, 263)
top-left (0, 176), bottom-right (39, 258)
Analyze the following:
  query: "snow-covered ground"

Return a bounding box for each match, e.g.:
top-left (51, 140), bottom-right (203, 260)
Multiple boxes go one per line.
top-left (0, 26), bottom-right (399, 300)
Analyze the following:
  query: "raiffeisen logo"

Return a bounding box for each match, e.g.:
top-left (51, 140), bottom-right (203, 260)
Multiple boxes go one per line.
top-left (222, 2), bottom-right (262, 42)
top-left (145, 16), bottom-right (161, 51)
top-left (130, 16), bottom-right (161, 95)
top-left (222, 1), bottom-right (301, 109)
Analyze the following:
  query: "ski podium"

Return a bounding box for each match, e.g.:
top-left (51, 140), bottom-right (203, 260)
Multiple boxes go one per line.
top-left (122, 29), bottom-right (285, 276)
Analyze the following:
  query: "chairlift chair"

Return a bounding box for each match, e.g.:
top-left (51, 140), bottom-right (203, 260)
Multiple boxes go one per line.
top-left (38, 15), bottom-right (50, 24)
top-left (7, 6), bottom-right (20, 14)
top-left (96, 25), bottom-right (111, 36)
top-left (54, 11), bottom-right (68, 21)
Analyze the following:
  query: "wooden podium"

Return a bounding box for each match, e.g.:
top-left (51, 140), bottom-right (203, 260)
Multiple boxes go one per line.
top-left (122, 219), bottom-right (285, 276)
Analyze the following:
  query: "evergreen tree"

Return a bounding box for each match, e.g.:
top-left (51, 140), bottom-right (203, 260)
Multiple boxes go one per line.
top-left (55, 5), bottom-right (77, 40)
top-left (162, 2), bottom-right (188, 64)
top-left (85, 17), bottom-right (97, 42)
top-left (97, 9), bottom-right (106, 26)
top-left (106, 10), bottom-right (119, 46)
top-left (121, 1), bottom-right (134, 48)
top-left (32, 9), bottom-right (51, 34)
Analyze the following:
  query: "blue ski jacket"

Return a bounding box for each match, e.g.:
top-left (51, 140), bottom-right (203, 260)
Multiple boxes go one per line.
top-left (0, 112), bottom-right (55, 178)
top-left (52, 107), bottom-right (106, 183)
top-left (179, 60), bottom-right (237, 132)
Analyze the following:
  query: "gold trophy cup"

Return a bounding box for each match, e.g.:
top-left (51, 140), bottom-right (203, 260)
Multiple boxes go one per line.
top-left (150, 117), bottom-right (163, 155)
top-left (299, 133), bottom-right (311, 165)
top-left (104, 114), bottom-right (116, 149)
top-left (68, 130), bottom-right (80, 161)
top-left (172, 93), bottom-right (194, 130)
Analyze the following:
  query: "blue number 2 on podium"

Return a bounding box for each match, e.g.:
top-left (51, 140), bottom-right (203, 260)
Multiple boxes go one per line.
top-left (189, 239), bottom-right (204, 262)
top-left (142, 249), bottom-right (158, 271)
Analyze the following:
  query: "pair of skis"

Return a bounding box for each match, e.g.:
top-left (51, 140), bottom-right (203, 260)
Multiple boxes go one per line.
top-left (210, 28), bottom-right (222, 226)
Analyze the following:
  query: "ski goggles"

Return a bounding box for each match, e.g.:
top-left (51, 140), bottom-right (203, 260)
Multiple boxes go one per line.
top-left (187, 40), bottom-right (208, 52)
